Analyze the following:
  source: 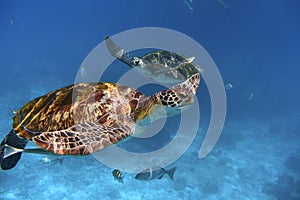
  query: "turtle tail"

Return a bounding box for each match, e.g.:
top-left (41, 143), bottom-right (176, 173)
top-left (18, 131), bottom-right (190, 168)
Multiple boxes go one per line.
top-left (0, 130), bottom-right (27, 170)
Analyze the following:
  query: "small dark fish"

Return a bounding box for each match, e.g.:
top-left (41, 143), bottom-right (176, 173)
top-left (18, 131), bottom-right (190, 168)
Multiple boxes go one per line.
top-left (135, 166), bottom-right (177, 181)
top-left (112, 169), bottom-right (124, 184)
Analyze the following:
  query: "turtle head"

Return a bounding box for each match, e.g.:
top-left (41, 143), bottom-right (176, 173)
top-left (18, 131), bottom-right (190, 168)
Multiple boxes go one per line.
top-left (154, 73), bottom-right (200, 116)
top-left (134, 73), bottom-right (200, 126)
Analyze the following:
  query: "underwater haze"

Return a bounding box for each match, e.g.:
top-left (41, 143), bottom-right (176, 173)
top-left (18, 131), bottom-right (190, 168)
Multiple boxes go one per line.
top-left (0, 0), bottom-right (299, 200)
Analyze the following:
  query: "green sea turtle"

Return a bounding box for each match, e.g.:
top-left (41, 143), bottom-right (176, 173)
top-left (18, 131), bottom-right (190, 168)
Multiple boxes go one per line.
top-left (0, 73), bottom-right (200, 170)
top-left (105, 36), bottom-right (202, 83)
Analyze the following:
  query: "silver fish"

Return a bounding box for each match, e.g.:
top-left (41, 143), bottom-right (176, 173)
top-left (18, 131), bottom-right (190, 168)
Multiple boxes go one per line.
top-left (135, 166), bottom-right (177, 181)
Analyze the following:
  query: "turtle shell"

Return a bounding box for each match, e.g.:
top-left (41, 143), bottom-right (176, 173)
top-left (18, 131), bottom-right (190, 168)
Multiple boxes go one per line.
top-left (142, 50), bottom-right (200, 79)
top-left (143, 51), bottom-right (187, 67)
top-left (12, 82), bottom-right (144, 154)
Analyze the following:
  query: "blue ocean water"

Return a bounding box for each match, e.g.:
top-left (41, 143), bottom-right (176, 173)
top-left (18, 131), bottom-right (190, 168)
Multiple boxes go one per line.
top-left (0, 0), bottom-right (299, 199)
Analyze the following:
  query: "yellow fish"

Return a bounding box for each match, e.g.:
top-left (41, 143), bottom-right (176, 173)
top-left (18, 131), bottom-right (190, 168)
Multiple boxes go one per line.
top-left (112, 169), bottom-right (124, 184)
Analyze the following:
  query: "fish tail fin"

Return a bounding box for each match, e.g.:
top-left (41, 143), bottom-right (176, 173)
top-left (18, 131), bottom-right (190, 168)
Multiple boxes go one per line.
top-left (0, 130), bottom-right (27, 170)
top-left (168, 167), bottom-right (177, 180)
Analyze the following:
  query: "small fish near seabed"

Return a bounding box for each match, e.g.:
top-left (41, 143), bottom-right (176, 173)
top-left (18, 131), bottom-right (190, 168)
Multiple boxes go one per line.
top-left (135, 166), bottom-right (177, 181)
top-left (40, 156), bottom-right (64, 165)
top-left (112, 169), bottom-right (124, 184)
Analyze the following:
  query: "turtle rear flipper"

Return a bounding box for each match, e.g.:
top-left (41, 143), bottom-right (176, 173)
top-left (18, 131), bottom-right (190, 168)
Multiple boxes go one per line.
top-left (105, 36), bottom-right (133, 67)
top-left (0, 130), bottom-right (28, 170)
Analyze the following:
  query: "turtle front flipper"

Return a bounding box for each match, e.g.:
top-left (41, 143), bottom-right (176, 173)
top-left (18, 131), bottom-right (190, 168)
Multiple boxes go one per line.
top-left (33, 123), bottom-right (134, 155)
top-left (0, 130), bottom-right (28, 170)
top-left (105, 36), bottom-right (134, 67)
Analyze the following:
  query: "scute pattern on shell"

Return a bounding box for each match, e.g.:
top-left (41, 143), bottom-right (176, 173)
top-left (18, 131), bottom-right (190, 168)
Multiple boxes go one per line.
top-left (143, 51), bottom-right (200, 80)
top-left (13, 82), bottom-right (144, 143)
top-left (33, 123), bottom-right (133, 155)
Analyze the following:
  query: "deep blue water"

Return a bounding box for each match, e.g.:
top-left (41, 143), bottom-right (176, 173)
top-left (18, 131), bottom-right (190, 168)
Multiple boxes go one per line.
top-left (0, 0), bottom-right (299, 200)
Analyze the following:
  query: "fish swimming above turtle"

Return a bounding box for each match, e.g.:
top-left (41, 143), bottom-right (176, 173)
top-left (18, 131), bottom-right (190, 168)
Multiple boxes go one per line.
top-left (105, 36), bottom-right (202, 83)
top-left (0, 72), bottom-right (200, 170)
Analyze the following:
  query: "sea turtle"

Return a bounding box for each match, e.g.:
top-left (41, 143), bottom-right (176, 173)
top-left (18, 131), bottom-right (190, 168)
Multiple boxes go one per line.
top-left (105, 36), bottom-right (202, 83)
top-left (0, 73), bottom-right (200, 170)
